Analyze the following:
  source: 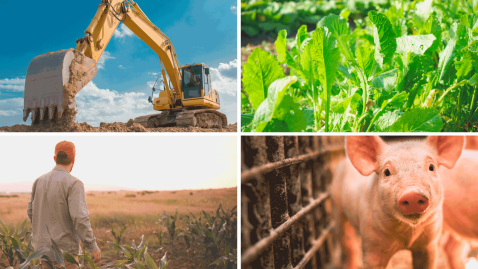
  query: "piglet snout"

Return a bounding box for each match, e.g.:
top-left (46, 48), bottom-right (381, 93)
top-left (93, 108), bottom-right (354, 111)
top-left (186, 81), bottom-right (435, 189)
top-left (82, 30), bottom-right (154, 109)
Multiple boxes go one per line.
top-left (398, 189), bottom-right (429, 215)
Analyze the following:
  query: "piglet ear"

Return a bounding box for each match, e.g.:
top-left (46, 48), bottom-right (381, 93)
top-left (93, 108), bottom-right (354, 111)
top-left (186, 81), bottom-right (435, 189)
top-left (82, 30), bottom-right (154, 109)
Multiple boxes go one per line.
top-left (426, 136), bottom-right (464, 169)
top-left (346, 136), bottom-right (386, 176)
top-left (465, 136), bottom-right (478, 150)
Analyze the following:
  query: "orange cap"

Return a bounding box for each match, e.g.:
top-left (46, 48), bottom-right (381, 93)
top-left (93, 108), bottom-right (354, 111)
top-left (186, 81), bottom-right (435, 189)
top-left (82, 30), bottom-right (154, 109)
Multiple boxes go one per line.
top-left (55, 141), bottom-right (76, 158)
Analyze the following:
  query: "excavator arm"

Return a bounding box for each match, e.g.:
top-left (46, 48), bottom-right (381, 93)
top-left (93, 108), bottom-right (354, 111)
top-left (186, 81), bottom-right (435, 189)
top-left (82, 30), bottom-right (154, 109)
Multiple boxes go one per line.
top-left (77, 0), bottom-right (182, 92)
top-left (23, 0), bottom-right (182, 122)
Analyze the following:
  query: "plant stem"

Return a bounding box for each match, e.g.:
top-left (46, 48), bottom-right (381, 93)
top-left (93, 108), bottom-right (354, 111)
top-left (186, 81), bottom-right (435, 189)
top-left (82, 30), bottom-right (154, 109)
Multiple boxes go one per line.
top-left (468, 86), bottom-right (478, 122)
top-left (325, 87), bottom-right (330, 132)
top-left (318, 101), bottom-right (323, 131)
top-left (437, 80), bottom-right (467, 104)
top-left (366, 109), bottom-right (382, 132)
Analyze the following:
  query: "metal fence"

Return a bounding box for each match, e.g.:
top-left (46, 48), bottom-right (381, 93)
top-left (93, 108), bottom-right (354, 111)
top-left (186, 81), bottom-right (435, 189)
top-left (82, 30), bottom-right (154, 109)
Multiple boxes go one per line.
top-left (241, 136), bottom-right (345, 269)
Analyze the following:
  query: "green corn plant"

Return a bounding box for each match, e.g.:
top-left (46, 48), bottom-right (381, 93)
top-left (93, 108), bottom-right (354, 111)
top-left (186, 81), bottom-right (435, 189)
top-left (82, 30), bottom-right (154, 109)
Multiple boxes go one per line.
top-left (16, 224), bottom-right (85, 269)
top-left (180, 215), bottom-right (197, 261)
top-left (216, 205), bottom-right (237, 251)
top-left (152, 231), bottom-right (164, 253)
top-left (144, 249), bottom-right (169, 269)
top-left (106, 224), bottom-right (135, 245)
top-left (209, 245), bottom-right (237, 269)
top-left (105, 234), bottom-right (147, 268)
top-left (200, 210), bottom-right (226, 260)
top-left (106, 224), bottom-right (135, 258)
top-left (0, 219), bottom-right (35, 268)
top-left (158, 208), bottom-right (182, 254)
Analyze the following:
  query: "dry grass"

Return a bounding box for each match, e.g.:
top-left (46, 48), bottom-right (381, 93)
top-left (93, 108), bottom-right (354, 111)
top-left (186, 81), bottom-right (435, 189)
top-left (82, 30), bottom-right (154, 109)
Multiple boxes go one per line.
top-left (0, 187), bottom-right (237, 268)
top-left (0, 187), bottom-right (237, 226)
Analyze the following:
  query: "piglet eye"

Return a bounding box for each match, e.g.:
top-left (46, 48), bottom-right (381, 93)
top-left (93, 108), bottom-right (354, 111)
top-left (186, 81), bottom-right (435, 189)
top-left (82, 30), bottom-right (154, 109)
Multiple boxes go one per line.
top-left (429, 164), bottom-right (434, 171)
top-left (384, 169), bottom-right (391, 177)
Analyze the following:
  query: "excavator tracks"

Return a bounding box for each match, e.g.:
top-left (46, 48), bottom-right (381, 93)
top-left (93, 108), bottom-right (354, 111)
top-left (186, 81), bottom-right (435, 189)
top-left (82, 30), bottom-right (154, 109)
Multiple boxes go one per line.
top-left (134, 109), bottom-right (227, 129)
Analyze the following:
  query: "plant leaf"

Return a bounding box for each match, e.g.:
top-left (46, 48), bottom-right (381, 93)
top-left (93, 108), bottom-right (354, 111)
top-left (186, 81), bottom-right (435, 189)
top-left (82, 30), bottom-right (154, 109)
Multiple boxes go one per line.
top-left (275, 30), bottom-right (296, 68)
top-left (144, 250), bottom-right (159, 269)
top-left (437, 23), bottom-right (459, 81)
top-left (414, 0), bottom-right (433, 24)
top-left (17, 247), bottom-right (51, 269)
top-left (311, 26), bottom-right (341, 131)
top-left (83, 254), bottom-right (100, 269)
top-left (46, 225), bottom-right (64, 267)
top-left (63, 252), bottom-right (79, 266)
top-left (418, 15), bottom-right (442, 53)
top-left (396, 34), bottom-right (436, 55)
top-left (372, 69), bottom-right (398, 92)
top-left (296, 25), bottom-right (309, 50)
top-left (369, 11), bottom-right (397, 68)
top-left (399, 54), bottom-right (434, 94)
top-left (374, 110), bottom-right (401, 132)
top-left (389, 108), bottom-right (443, 132)
top-left (356, 45), bottom-right (375, 78)
top-left (242, 48), bottom-right (285, 110)
top-left (252, 76), bottom-right (305, 132)
top-left (318, 14), bottom-right (353, 61)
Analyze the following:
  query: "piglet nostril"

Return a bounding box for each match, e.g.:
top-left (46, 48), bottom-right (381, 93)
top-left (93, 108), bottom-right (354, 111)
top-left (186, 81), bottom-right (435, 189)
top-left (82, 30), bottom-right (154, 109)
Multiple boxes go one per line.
top-left (418, 200), bottom-right (424, 205)
top-left (402, 201), bottom-right (409, 205)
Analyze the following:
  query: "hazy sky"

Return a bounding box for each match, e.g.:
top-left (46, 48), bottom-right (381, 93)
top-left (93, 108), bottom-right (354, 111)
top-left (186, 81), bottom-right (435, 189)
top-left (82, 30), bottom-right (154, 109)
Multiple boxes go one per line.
top-left (0, 134), bottom-right (237, 191)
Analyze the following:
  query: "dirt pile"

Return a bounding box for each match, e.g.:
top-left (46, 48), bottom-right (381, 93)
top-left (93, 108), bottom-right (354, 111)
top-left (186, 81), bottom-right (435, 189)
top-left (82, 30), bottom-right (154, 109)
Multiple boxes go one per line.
top-left (0, 113), bottom-right (237, 132)
top-left (63, 49), bottom-right (97, 109)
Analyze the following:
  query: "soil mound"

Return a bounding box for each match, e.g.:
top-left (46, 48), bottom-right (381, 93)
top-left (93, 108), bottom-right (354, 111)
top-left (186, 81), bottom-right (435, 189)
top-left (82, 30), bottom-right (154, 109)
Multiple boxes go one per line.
top-left (0, 110), bottom-right (237, 132)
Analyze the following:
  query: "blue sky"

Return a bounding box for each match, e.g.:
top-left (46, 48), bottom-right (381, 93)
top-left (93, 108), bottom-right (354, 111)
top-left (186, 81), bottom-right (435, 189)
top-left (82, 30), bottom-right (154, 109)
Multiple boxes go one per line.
top-left (0, 0), bottom-right (238, 126)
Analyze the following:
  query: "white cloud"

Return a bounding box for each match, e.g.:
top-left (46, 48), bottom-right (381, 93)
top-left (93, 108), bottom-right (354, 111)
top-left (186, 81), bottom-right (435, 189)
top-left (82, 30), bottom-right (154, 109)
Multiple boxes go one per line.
top-left (210, 59), bottom-right (237, 97)
top-left (75, 81), bottom-right (152, 126)
top-left (147, 72), bottom-right (166, 90)
top-left (231, 4), bottom-right (237, 14)
top-left (114, 24), bottom-right (134, 39)
top-left (97, 51), bottom-right (115, 70)
top-left (0, 78), bottom-right (25, 92)
top-left (0, 98), bottom-right (23, 116)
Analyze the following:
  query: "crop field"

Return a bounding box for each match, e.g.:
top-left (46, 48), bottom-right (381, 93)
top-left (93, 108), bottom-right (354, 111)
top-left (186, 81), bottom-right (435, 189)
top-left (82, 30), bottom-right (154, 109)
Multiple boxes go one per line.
top-left (0, 188), bottom-right (237, 269)
top-left (241, 0), bottom-right (478, 132)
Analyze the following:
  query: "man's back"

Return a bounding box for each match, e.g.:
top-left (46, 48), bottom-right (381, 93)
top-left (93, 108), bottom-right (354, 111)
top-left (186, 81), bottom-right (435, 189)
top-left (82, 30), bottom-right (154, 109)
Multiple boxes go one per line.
top-left (27, 165), bottom-right (98, 259)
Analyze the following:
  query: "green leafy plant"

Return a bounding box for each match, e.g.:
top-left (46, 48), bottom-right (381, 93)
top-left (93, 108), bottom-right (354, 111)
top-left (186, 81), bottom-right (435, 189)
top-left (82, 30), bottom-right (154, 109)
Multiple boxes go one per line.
top-left (144, 250), bottom-right (169, 269)
top-left (153, 231), bottom-right (164, 249)
top-left (242, 0), bottom-right (478, 132)
top-left (106, 224), bottom-right (135, 246)
top-left (241, 0), bottom-right (388, 37)
top-left (210, 245), bottom-right (237, 269)
top-left (106, 224), bottom-right (135, 258)
top-left (107, 234), bottom-right (146, 266)
top-left (0, 219), bottom-right (37, 268)
top-left (158, 208), bottom-right (182, 254)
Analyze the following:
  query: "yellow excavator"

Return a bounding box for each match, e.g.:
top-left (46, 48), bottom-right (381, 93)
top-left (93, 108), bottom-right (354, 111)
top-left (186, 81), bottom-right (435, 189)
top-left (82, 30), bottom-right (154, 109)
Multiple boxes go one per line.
top-left (23, 0), bottom-right (227, 128)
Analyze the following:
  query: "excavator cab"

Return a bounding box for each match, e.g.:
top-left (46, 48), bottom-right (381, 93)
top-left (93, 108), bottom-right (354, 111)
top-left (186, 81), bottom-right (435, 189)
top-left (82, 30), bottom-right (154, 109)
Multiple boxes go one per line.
top-left (181, 64), bottom-right (211, 100)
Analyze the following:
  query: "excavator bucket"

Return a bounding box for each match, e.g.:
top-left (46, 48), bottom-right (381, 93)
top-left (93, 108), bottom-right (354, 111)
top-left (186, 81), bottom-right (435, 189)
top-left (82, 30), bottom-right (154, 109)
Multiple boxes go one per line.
top-left (23, 48), bottom-right (97, 123)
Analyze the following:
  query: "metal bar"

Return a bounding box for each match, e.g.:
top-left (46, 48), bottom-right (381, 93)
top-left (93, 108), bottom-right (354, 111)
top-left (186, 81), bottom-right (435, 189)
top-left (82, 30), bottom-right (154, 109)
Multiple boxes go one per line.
top-left (241, 192), bottom-right (330, 266)
top-left (242, 136), bottom-right (274, 268)
top-left (293, 221), bottom-right (335, 269)
top-left (299, 137), bottom-right (317, 269)
top-left (242, 145), bottom-right (344, 184)
top-left (266, 136), bottom-right (292, 269)
top-left (311, 136), bottom-right (323, 267)
top-left (284, 137), bottom-right (305, 267)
